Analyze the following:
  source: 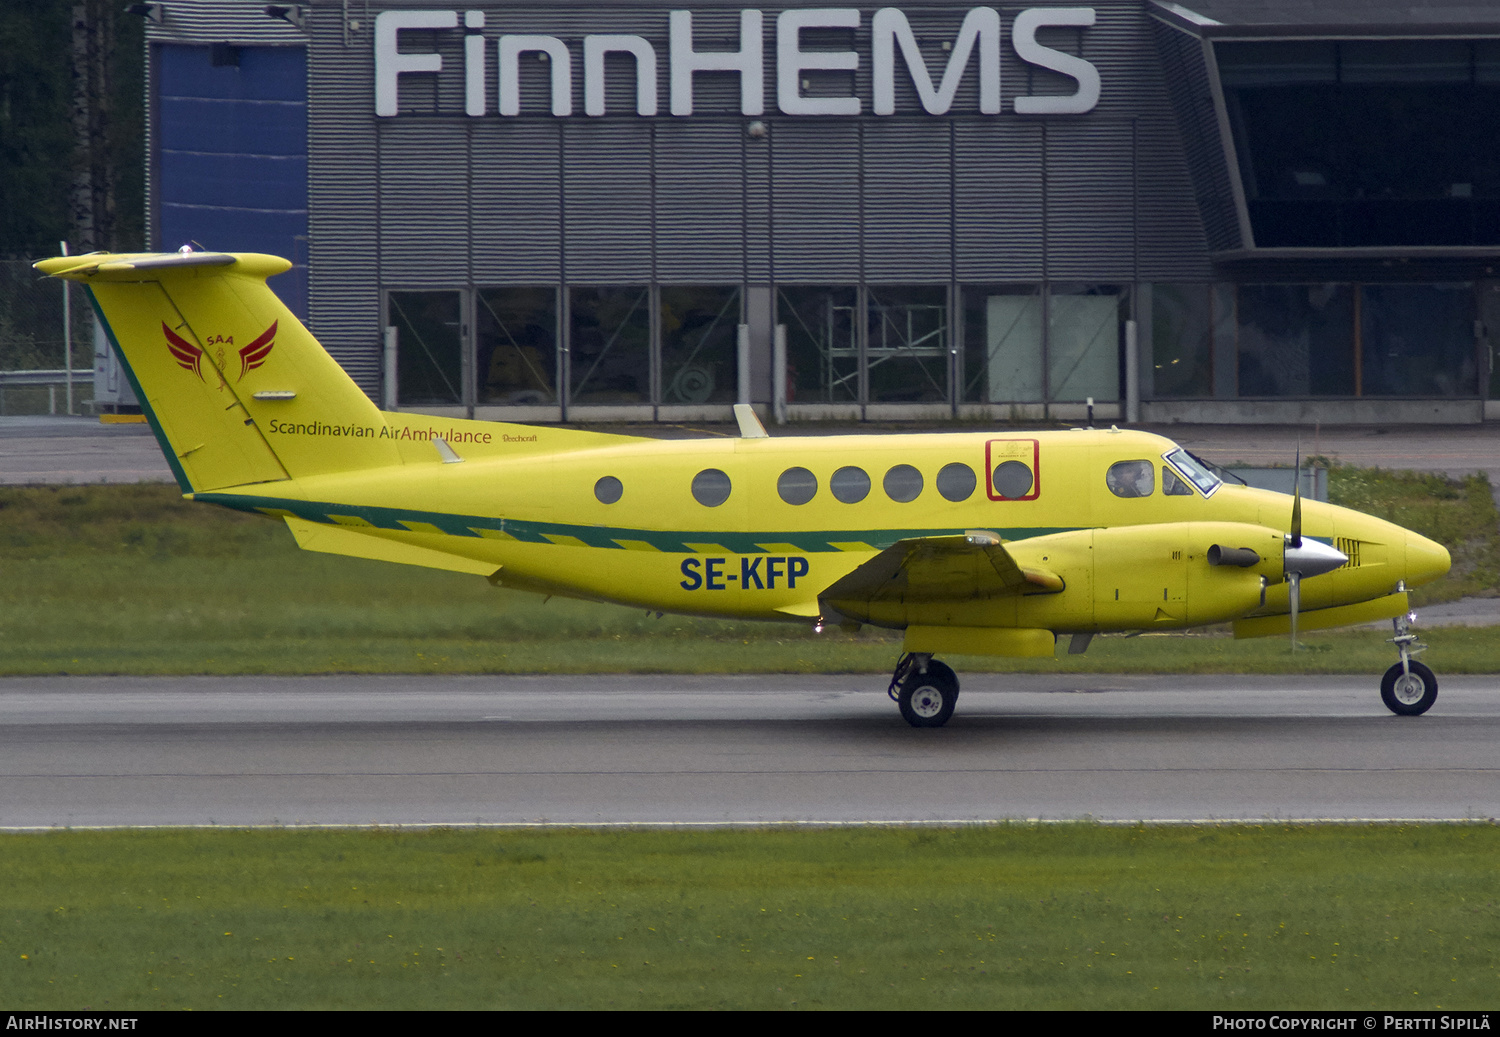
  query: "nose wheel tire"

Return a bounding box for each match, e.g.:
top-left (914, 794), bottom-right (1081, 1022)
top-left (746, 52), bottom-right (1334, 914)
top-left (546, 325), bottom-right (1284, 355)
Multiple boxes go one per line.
top-left (1381, 661), bottom-right (1437, 716)
top-left (898, 662), bottom-right (959, 728)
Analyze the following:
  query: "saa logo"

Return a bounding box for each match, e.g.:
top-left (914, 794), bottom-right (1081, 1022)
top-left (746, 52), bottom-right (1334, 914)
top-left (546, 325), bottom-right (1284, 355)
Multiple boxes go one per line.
top-left (163, 321), bottom-right (276, 385)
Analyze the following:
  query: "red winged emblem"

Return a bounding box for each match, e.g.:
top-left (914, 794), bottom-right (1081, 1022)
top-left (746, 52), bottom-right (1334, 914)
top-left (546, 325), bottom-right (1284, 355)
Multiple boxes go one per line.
top-left (163, 323), bottom-right (204, 380)
top-left (161, 320), bottom-right (277, 382)
top-left (238, 320), bottom-right (277, 379)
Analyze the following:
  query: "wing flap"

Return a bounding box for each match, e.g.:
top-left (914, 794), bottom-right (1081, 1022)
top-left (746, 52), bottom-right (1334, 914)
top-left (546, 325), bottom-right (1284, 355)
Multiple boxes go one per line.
top-left (820, 532), bottom-right (1063, 611)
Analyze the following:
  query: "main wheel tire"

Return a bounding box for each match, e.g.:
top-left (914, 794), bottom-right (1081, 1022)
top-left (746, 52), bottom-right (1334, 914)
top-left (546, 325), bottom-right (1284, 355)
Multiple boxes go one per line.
top-left (1381, 660), bottom-right (1437, 716)
top-left (898, 664), bottom-right (959, 728)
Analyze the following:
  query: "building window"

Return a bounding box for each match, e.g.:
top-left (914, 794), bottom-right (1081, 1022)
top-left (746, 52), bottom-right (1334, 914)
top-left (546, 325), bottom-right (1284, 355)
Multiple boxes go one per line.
top-left (477, 287), bottom-right (557, 406)
top-left (569, 286), bottom-right (650, 405)
top-left (965, 284), bottom-right (1123, 403)
top-left (1048, 284), bottom-right (1124, 403)
top-left (866, 286), bottom-right (949, 403)
top-left (1360, 283), bottom-right (1477, 396)
top-left (1217, 39), bottom-right (1500, 248)
top-left (388, 290), bottom-right (462, 407)
top-left (1146, 284), bottom-right (1214, 398)
top-left (1235, 284), bottom-right (1354, 396)
top-left (660, 286), bottom-right (741, 405)
top-left (777, 286), bottom-right (859, 404)
top-left (963, 285), bottom-right (1043, 403)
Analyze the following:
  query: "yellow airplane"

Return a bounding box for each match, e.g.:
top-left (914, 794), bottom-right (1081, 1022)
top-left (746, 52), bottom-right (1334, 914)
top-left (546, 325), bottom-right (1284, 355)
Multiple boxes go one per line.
top-left (36, 250), bottom-right (1452, 726)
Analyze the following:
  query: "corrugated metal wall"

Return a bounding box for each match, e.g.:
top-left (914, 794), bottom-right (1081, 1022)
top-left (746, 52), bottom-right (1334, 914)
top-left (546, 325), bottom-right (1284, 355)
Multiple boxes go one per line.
top-left (1149, 14), bottom-right (1243, 254)
top-left (299, 1), bottom-right (1214, 394)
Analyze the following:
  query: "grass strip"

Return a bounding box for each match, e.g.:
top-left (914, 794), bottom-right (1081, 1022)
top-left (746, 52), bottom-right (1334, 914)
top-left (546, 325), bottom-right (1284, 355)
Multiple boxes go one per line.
top-left (3, 824), bottom-right (1497, 1010)
top-left (0, 479), bottom-right (1495, 676)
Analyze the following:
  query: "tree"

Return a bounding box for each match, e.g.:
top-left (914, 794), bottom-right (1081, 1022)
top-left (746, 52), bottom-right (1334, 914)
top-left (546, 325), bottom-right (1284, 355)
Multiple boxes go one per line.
top-left (0, 0), bottom-right (141, 257)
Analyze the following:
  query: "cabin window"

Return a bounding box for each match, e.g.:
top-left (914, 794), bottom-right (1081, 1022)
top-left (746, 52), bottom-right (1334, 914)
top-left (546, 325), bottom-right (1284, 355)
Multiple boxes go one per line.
top-left (883, 464), bottom-right (923, 503)
top-left (937, 463), bottom-right (977, 502)
top-left (1162, 466), bottom-right (1194, 496)
top-left (692, 468), bottom-right (732, 507)
top-left (830, 466), bottom-right (871, 503)
top-left (594, 476), bottom-right (623, 504)
top-left (991, 460), bottom-right (1035, 500)
top-left (1107, 460), bottom-right (1155, 498)
top-left (778, 467), bottom-right (818, 505)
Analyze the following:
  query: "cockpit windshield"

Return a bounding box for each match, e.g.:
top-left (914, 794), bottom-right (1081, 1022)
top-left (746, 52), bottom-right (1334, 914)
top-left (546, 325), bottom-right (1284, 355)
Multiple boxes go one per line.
top-left (1164, 448), bottom-right (1221, 497)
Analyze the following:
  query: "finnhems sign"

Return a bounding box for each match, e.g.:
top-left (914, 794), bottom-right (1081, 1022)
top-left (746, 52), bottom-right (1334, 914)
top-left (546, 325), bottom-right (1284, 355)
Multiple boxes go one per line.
top-left (375, 7), bottom-right (1101, 118)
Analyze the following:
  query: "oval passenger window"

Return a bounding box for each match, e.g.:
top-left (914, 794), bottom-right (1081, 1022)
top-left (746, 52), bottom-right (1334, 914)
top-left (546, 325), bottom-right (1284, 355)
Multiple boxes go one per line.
top-left (991, 460), bottom-right (1034, 500)
top-left (594, 476), bottom-right (622, 504)
top-left (830, 466), bottom-right (871, 504)
top-left (883, 464), bottom-right (923, 503)
top-left (778, 467), bottom-right (818, 505)
top-left (936, 462), bottom-right (976, 502)
top-left (691, 468), bottom-right (732, 507)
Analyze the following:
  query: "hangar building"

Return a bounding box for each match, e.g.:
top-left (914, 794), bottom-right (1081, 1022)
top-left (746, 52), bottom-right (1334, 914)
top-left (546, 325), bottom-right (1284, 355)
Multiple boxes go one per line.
top-left (139, 0), bottom-right (1500, 424)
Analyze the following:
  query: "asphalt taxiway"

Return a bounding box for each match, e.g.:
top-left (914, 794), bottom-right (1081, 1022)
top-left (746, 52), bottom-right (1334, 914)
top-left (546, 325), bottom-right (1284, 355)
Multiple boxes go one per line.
top-left (3, 674), bottom-right (1496, 829)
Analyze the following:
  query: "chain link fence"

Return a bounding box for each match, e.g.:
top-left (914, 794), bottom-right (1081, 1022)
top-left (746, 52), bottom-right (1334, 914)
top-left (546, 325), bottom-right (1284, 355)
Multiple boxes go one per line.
top-left (0, 259), bottom-right (96, 415)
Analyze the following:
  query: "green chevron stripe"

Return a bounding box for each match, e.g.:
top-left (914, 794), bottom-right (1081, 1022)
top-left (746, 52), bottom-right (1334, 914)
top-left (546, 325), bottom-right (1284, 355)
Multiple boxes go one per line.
top-left (193, 492), bottom-right (1081, 553)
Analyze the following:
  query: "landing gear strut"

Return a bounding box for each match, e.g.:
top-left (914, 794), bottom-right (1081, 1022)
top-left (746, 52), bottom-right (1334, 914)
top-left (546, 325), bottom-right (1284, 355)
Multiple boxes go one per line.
top-left (889, 653), bottom-right (959, 728)
top-left (1382, 611), bottom-right (1437, 716)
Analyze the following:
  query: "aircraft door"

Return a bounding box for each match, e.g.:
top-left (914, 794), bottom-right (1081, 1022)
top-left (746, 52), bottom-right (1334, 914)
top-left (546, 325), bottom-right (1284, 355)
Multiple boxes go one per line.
top-left (985, 438), bottom-right (1040, 501)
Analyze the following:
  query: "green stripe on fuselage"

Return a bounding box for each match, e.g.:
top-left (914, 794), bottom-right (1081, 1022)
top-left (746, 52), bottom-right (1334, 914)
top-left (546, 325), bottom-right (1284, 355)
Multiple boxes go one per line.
top-left (192, 492), bottom-right (1080, 553)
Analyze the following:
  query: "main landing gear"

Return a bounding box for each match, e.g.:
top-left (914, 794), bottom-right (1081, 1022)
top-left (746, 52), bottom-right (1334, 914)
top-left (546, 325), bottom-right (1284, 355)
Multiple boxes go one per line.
top-left (889, 653), bottom-right (959, 727)
top-left (1381, 611), bottom-right (1437, 716)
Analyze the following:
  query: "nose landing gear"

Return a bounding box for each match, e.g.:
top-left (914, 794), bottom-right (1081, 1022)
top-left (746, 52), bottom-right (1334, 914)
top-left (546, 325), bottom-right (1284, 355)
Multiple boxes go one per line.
top-left (1381, 611), bottom-right (1437, 716)
top-left (889, 653), bottom-right (960, 727)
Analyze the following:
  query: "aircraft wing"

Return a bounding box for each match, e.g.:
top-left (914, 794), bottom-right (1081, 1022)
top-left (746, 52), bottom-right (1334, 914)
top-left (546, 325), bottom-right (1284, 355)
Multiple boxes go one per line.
top-left (819, 532), bottom-right (1063, 613)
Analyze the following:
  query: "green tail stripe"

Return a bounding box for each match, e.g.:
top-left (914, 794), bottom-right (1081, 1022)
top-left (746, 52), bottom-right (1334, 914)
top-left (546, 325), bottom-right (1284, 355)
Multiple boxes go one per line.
top-left (85, 289), bottom-right (194, 495)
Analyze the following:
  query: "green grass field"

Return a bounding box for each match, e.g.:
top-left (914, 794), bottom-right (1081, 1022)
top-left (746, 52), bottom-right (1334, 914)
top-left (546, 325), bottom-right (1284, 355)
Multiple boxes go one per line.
top-left (4, 824), bottom-right (1497, 1010)
top-left (0, 469), bottom-right (1495, 676)
top-left (2, 474), bottom-right (1497, 1011)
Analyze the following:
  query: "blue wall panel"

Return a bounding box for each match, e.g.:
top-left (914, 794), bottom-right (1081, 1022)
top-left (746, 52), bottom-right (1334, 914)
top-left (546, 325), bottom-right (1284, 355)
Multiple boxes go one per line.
top-left (155, 44), bottom-right (308, 319)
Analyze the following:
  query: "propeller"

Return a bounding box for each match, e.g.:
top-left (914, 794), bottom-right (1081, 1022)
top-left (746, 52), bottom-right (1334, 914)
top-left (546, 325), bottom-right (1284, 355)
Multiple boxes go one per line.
top-left (1290, 445), bottom-right (1301, 649)
top-left (1281, 445), bottom-right (1346, 649)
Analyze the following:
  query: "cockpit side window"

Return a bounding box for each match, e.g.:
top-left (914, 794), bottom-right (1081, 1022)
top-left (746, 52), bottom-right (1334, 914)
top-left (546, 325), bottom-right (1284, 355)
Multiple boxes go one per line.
top-left (1164, 448), bottom-right (1222, 497)
top-left (1106, 459), bottom-right (1155, 498)
top-left (1162, 466), bottom-right (1193, 496)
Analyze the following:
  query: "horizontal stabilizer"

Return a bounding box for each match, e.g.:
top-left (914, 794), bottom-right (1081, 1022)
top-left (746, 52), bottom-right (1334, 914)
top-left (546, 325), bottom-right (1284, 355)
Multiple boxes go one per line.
top-left (284, 516), bottom-right (501, 578)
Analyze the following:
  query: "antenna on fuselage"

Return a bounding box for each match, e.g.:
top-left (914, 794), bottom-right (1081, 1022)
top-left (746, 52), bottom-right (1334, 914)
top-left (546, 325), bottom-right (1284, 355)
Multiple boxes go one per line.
top-left (733, 403), bottom-right (769, 439)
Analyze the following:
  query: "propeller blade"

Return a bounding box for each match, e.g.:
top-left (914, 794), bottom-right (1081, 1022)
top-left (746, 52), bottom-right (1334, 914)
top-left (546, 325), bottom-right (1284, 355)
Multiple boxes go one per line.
top-left (1289, 443), bottom-right (1302, 549)
top-left (1288, 571), bottom-right (1300, 650)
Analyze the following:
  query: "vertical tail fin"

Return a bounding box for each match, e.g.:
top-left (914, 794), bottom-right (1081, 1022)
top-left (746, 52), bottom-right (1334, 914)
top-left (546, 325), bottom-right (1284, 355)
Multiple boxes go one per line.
top-left (35, 252), bottom-right (399, 492)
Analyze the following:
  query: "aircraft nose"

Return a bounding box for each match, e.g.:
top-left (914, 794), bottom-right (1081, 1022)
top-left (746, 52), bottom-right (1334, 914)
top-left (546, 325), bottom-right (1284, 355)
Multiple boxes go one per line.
top-left (1404, 531), bottom-right (1451, 589)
